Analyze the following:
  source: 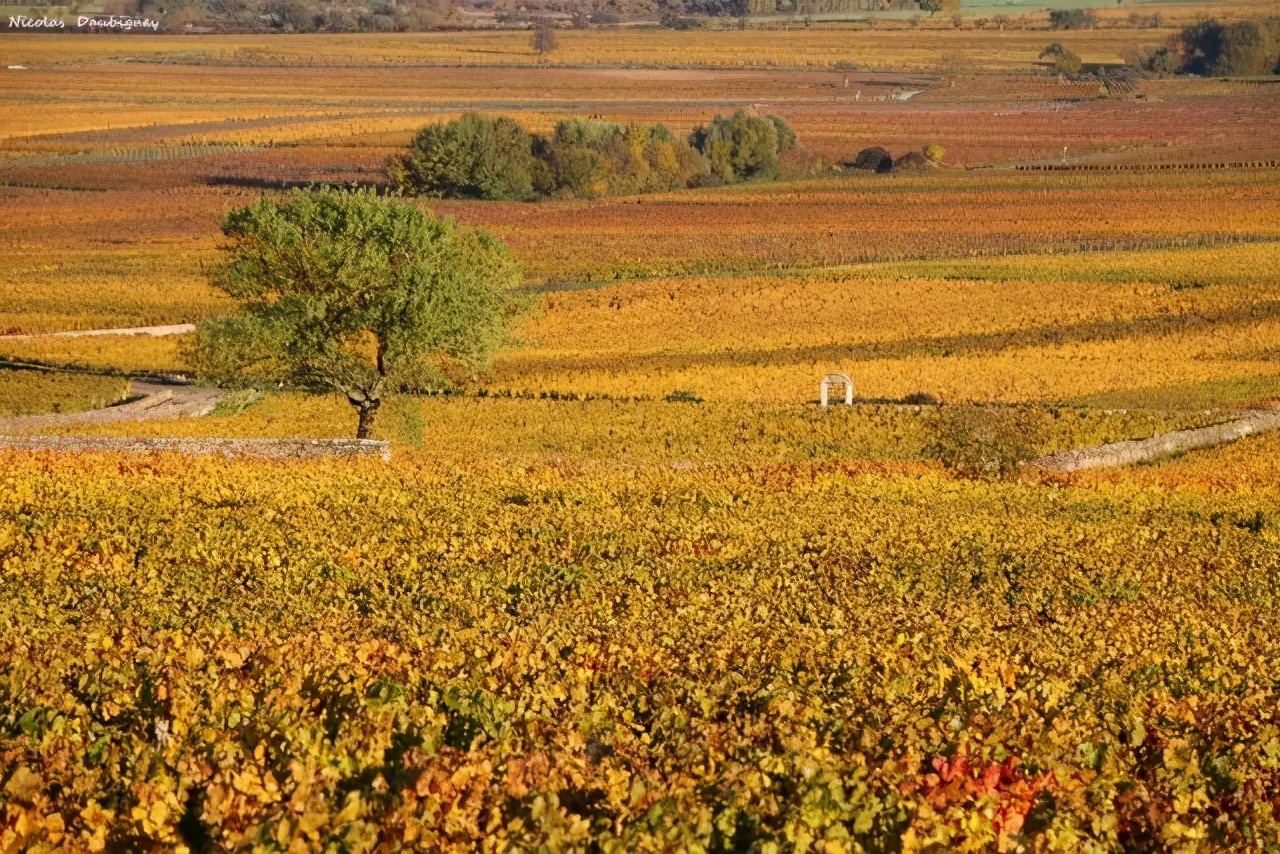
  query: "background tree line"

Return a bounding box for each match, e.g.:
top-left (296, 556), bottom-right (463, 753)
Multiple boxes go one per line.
top-left (387, 110), bottom-right (797, 201)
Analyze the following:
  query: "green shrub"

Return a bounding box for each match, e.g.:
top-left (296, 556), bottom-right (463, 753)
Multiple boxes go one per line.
top-left (1180, 19), bottom-right (1226, 75)
top-left (531, 22), bottom-right (558, 55)
top-left (660, 12), bottom-right (705, 29)
top-left (394, 111), bottom-right (800, 200)
top-left (769, 114), bottom-right (797, 152)
top-left (851, 146), bottom-right (893, 173)
top-left (1215, 20), bottom-right (1278, 75)
top-left (926, 404), bottom-right (1047, 478)
top-left (1175, 18), bottom-right (1280, 76)
top-left (209, 387), bottom-right (264, 417)
top-left (1141, 45), bottom-right (1184, 75)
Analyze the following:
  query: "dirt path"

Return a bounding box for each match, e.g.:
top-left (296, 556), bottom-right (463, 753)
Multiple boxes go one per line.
top-left (1034, 406), bottom-right (1280, 473)
top-left (0, 324), bottom-right (196, 341)
top-left (0, 380), bottom-right (223, 432)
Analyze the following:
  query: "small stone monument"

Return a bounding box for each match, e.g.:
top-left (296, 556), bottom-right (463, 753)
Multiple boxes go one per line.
top-left (820, 373), bottom-right (854, 407)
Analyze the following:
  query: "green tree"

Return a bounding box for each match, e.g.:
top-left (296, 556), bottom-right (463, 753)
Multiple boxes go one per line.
top-left (1140, 45), bottom-right (1184, 75)
top-left (919, 0), bottom-right (961, 14)
top-left (1178, 17), bottom-right (1280, 76)
top-left (189, 189), bottom-right (521, 439)
top-left (1049, 8), bottom-right (1096, 30)
top-left (545, 117), bottom-right (618, 198)
top-left (388, 114), bottom-right (549, 201)
top-left (263, 0), bottom-right (321, 31)
top-left (769, 114), bottom-right (798, 152)
top-left (688, 109), bottom-right (793, 183)
top-left (393, 111), bottom-right (795, 201)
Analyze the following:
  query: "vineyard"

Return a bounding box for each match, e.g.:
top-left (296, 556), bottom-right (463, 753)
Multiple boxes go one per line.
top-left (4, 169), bottom-right (1279, 336)
top-left (3, 449), bottom-right (1280, 850)
top-left (488, 242), bottom-right (1280, 404)
top-left (8, 238), bottom-right (1276, 408)
top-left (0, 371), bottom-right (128, 417)
top-left (0, 26), bottom-right (1207, 72)
top-left (4, 22), bottom-right (1280, 853)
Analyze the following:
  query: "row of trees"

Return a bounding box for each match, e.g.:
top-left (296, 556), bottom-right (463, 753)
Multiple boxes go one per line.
top-left (1142, 18), bottom-right (1280, 76)
top-left (387, 111), bottom-right (797, 201)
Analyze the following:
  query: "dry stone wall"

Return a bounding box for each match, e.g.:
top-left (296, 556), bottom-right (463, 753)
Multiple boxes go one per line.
top-left (1035, 409), bottom-right (1280, 473)
top-left (0, 436), bottom-right (392, 461)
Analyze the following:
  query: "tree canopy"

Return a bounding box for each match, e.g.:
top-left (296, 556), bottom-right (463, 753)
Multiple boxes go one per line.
top-left (531, 22), bottom-right (558, 55)
top-left (918, 0), bottom-right (960, 15)
top-left (546, 118), bottom-right (707, 198)
top-left (1040, 42), bottom-right (1083, 76)
top-left (1144, 17), bottom-right (1280, 76)
top-left (189, 188), bottom-right (521, 438)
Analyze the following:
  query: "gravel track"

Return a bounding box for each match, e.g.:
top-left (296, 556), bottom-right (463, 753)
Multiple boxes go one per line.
top-left (0, 381), bottom-right (223, 432)
top-left (0, 324), bottom-right (196, 341)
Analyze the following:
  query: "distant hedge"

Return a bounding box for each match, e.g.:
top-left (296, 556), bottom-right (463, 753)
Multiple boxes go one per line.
top-left (389, 110), bottom-right (797, 200)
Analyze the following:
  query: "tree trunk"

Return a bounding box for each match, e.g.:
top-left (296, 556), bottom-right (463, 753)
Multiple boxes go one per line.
top-left (354, 398), bottom-right (381, 440)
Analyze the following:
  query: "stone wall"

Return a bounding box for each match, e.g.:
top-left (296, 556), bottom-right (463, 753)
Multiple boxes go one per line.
top-left (1034, 410), bottom-right (1280, 473)
top-left (0, 436), bottom-right (392, 461)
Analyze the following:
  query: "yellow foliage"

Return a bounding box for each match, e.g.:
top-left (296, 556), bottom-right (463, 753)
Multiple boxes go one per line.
top-left (0, 371), bottom-right (130, 417)
top-left (497, 243), bottom-right (1280, 403)
top-left (3, 27), bottom-right (1280, 851)
top-left (0, 334), bottom-right (190, 375)
top-left (0, 450), bottom-right (1277, 849)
